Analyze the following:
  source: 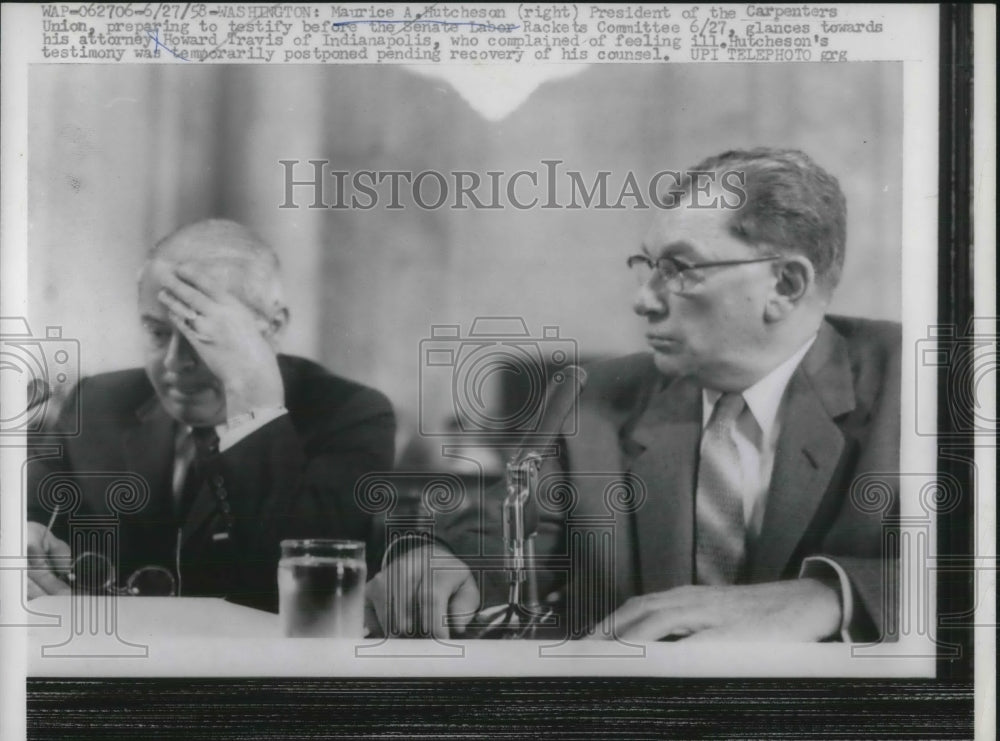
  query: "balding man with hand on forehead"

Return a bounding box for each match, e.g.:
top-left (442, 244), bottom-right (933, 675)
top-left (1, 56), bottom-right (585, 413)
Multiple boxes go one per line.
top-left (26, 219), bottom-right (396, 612)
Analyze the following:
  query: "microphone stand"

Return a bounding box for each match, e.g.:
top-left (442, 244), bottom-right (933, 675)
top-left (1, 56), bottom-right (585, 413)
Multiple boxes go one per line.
top-left (466, 366), bottom-right (587, 639)
top-left (467, 453), bottom-right (558, 639)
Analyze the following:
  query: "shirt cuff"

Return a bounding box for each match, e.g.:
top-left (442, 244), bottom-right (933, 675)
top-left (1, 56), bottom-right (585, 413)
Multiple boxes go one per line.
top-left (216, 406), bottom-right (288, 452)
top-left (799, 556), bottom-right (854, 642)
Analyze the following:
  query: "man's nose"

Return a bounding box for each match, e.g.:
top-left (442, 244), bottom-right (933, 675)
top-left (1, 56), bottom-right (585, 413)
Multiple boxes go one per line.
top-left (632, 280), bottom-right (668, 318)
top-left (162, 331), bottom-right (198, 372)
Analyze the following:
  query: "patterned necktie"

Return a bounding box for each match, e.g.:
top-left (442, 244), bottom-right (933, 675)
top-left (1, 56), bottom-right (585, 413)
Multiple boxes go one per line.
top-left (175, 426), bottom-right (219, 522)
top-left (695, 392), bottom-right (748, 585)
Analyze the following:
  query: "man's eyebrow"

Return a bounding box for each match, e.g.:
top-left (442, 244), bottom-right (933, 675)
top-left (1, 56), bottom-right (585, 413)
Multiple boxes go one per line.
top-left (645, 239), bottom-right (700, 258)
top-left (140, 314), bottom-right (168, 326)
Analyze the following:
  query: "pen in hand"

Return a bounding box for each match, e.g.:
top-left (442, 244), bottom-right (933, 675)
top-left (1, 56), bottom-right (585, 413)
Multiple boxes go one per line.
top-left (40, 507), bottom-right (72, 585)
top-left (41, 506), bottom-right (59, 550)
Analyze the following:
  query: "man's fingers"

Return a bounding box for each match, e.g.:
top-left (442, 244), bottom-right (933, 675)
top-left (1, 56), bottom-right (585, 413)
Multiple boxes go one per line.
top-left (26, 524), bottom-right (72, 577)
top-left (173, 263), bottom-right (227, 303)
top-left (27, 575), bottom-right (46, 600)
top-left (27, 567), bottom-right (71, 597)
top-left (160, 270), bottom-right (216, 315)
top-left (46, 536), bottom-right (71, 575)
top-left (593, 588), bottom-right (713, 640)
top-left (679, 625), bottom-right (753, 643)
top-left (386, 556), bottom-right (420, 636)
top-left (25, 540), bottom-right (65, 573)
top-left (429, 569), bottom-right (470, 639)
top-left (364, 574), bottom-right (387, 637)
top-left (427, 570), bottom-right (451, 639)
top-left (383, 562), bottom-right (405, 635)
top-left (166, 309), bottom-right (212, 345)
top-left (447, 574), bottom-right (481, 635)
top-left (616, 609), bottom-right (693, 642)
top-left (379, 548), bottom-right (476, 639)
top-left (45, 535), bottom-right (71, 559)
top-left (158, 285), bottom-right (206, 322)
top-left (162, 298), bottom-right (216, 345)
top-left (25, 541), bottom-right (47, 569)
top-left (595, 594), bottom-right (664, 638)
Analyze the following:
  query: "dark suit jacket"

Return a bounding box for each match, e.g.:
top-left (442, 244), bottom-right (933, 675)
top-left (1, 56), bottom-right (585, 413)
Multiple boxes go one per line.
top-left (27, 354), bottom-right (396, 612)
top-left (444, 316), bottom-right (900, 641)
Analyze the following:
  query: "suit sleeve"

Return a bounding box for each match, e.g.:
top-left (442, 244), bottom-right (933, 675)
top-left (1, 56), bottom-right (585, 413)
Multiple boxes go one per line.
top-left (208, 384), bottom-right (396, 608)
top-left (802, 326), bottom-right (901, 642)
top-left (25, 382), bottom-right (85, 539)
top-left (832, 556), bottom-right (894, 641)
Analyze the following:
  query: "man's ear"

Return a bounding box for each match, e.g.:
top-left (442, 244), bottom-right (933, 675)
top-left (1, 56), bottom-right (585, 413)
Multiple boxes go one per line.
top-left (262, 305), bottom-right (290, 349)
top-left (764, 256), bottom-right (814, 322)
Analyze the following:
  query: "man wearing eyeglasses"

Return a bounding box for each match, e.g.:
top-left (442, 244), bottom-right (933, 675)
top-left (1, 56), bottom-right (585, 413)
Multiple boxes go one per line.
top-left (25, 219), bottom-right (396, 611)
top-left (371, 148), bottom-right (899, 643)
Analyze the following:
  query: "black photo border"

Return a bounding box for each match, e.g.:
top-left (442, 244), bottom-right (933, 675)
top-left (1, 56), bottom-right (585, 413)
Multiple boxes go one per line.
top-left (26, 5), bottom-right (979, 739)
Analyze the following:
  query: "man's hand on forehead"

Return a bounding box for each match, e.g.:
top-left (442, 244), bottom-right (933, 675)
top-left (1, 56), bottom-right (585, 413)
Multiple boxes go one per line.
top-left (158, 262), bottom-right (285, 417)
top-left (159, 264), bottom-right (222, 339)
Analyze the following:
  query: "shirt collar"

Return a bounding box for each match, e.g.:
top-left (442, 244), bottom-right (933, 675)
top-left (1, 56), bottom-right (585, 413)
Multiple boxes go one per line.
top-left (702, 334), bottom-right (818, 439)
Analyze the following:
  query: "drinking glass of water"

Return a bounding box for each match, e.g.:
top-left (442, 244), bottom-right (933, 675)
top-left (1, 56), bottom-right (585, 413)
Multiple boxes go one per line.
top-left (278, 539), bottom-right (367, 638)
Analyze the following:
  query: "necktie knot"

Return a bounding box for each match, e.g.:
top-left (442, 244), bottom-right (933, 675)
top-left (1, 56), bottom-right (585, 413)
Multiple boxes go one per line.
top-left (709, 392), bottom-right (746, 428)
top-left (190, 426), bottom-right (219, 459)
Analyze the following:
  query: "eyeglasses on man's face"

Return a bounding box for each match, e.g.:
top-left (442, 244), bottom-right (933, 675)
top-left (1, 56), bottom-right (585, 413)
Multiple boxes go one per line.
top-left (626, 253), bottom-right (782, 294)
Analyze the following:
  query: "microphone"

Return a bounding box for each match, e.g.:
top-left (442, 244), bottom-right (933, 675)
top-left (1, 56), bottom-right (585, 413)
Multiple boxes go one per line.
top-left (510, 364), bottom-right (589, 462)
top-left (472, 364), bottom-right (588, 639)
top-left (507, 365), bottom-right (588, 536)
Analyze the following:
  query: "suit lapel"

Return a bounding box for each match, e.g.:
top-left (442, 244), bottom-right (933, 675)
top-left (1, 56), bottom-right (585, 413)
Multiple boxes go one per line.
top-left (123, 395), bottom-right (219, 543)
top-left (179, 468), bottom-right (219, 545)
top-left (626, 375), bottom-right (702, 595)
top-left (749, 323), bottom-right (856, 581)
top-left (177, 428), bottom-right (228, 546)
top-left (122, 396), bottom-right (176, 519)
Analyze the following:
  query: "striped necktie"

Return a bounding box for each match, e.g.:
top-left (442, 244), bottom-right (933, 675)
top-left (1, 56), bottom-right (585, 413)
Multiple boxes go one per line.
top-left (695, 392), bottom-right (748, 585)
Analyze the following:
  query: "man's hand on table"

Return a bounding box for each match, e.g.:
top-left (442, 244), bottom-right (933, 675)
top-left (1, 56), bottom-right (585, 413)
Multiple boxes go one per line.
top-left (365, 545), bottom-right (480, 639)
top-left (593, 578), bottom-right (842, 642)
top-left (158, 263), bottom-right (284, 417)
top-left (25, 521), bottom-right (71, 599)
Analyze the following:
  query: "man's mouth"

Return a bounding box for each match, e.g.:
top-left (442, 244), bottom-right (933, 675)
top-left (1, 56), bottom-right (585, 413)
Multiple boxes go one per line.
top-left (167, 384), bottom-right (212, 398)
top-left (645, 334), bottom-right (680, 351)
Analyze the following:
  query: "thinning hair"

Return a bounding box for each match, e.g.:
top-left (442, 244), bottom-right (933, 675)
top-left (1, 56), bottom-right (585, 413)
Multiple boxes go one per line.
top-left (678, 148), bottom-right (847, 291)
top-left (144, 219), bottom-right (285, 314)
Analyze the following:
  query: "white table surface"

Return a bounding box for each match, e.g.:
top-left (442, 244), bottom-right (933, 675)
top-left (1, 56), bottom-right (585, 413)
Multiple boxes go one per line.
top-left (20, 596), bottom-right (929, 678)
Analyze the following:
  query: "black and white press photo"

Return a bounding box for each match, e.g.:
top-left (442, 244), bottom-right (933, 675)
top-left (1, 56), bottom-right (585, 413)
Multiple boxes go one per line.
top-left (1, 3), bottom-right (991, 739)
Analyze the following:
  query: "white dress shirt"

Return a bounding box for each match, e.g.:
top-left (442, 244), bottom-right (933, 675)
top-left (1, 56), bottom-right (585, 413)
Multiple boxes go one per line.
top-left (700, 336), bottom-right (816, 541)
top-left (700, 335), bottom-right (855, 640)
top-left (171, 406), bottom-right (288, 501)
